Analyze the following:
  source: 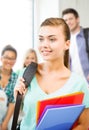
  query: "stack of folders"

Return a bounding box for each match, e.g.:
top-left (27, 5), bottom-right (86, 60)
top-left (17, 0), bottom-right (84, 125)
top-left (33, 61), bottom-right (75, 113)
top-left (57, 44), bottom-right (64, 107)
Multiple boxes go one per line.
top-left (36, 92), bottom-right (85, 130)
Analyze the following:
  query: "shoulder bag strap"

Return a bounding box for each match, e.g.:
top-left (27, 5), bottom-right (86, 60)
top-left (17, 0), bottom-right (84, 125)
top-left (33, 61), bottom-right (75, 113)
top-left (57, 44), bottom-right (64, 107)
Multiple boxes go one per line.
top-left (11, 62), bottom-right (38, 130)
top-left (83, 28), bottom-right (89, 59)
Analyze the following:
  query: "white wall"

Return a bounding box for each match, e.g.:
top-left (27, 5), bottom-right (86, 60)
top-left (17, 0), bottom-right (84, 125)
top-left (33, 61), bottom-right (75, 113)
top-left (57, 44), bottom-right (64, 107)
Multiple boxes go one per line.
top-left (0, 0), bottom-right (33, 70)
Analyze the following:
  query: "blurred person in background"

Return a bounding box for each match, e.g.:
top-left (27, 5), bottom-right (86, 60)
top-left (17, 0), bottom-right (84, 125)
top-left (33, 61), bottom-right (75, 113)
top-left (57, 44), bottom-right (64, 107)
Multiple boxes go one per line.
top-left (0, 44), bottom-right (18, 130)
top-left (62, 8), bottom-right (89, 85)
top-left (16, 48), bottom-right (38, 75)
top-left (23, 48), bottom-right (38, 68)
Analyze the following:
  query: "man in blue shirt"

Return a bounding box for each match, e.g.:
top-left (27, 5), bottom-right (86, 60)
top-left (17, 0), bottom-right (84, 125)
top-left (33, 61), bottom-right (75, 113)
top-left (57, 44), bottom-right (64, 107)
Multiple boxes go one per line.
top-left (62, 8), bottom-right (89, 84)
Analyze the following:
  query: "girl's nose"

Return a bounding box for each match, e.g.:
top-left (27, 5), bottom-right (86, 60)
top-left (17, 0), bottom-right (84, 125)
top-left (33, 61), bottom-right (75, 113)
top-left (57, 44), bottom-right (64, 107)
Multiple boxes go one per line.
top-left (41, 39), bottom-right (49, 47)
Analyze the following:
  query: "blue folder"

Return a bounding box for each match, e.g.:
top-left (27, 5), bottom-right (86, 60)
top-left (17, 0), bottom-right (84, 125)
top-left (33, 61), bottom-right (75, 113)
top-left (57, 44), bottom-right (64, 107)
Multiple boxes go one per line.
top-left (36, 104), bottom-right (85, 130)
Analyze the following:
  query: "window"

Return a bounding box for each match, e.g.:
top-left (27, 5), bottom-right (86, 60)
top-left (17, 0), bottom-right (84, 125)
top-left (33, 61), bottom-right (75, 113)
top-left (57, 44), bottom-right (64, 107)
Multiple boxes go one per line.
top-left (0, 0), bottom-right (33, 70)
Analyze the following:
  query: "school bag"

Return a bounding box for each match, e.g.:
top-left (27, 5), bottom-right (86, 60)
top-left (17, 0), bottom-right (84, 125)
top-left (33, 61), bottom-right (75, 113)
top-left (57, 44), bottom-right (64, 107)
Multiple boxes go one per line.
top-left (83, 28), bottom-right (89, 59)
top-left (11, 62), bottom-right (38, 130)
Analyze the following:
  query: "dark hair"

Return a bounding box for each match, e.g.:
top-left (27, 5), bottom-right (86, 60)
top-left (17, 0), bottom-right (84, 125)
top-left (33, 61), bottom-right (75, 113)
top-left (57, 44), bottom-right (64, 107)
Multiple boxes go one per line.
top-left (40, 17), bottom-right (70, 68)
top-left (62, 8), bottom-right (79, 18)
top-left (1, 44), bottom-right (17, 58)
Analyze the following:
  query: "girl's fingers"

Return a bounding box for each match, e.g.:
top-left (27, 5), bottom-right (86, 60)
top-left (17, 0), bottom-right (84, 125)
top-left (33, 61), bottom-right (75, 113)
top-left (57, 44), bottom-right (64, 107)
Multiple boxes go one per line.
top-left (14, 77), bottom-right (26, 98)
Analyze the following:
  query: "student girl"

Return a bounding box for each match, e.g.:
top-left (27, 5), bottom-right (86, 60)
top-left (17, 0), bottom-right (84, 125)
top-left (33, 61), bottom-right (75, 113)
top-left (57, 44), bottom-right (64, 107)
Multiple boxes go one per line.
top-left (14, 18), bottom-right (89, 130)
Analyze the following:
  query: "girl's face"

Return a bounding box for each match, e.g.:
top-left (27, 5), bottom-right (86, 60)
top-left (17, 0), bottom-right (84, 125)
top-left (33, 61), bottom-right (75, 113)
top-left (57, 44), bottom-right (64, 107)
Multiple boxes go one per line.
top-left (24, 52), bottom-right (37, 67)
top-left (1, 50), bottom-right (16, 70)
top-left (38, 26), bottom-right (70, 62)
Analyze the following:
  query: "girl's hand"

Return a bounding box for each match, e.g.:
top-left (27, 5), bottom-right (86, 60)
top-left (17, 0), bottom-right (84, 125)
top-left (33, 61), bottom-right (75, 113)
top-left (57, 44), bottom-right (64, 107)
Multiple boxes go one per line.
top-left (0, 124), bottom-right (2, 130)
top-left (14, 77), bottom-right (27, 100)
top-left (1, 121), bottom-right (7, 130)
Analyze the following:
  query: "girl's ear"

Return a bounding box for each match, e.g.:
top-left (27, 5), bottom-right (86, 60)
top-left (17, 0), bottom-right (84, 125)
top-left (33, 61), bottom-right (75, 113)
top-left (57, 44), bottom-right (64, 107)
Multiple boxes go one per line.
top-left (65, 40), bottom-right (70, 50)
top-left (0, 56), bottom-right (2, 62)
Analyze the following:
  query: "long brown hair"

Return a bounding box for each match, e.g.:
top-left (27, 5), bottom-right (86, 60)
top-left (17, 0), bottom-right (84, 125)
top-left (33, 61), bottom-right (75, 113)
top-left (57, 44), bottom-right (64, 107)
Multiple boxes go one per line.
top-left (40, 18), bottom-right (70, 68)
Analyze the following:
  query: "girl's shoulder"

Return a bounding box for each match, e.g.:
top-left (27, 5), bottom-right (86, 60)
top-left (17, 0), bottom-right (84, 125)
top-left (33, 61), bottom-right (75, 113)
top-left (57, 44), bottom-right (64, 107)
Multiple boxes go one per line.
top-left (70, 72), bottom-right (88, 85)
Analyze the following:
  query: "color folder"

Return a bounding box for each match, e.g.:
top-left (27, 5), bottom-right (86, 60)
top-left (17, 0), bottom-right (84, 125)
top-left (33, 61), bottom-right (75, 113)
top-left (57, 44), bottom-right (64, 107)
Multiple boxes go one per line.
top-left (36, 92), bottom-right (84, 124)
top-left (36, 104), bottom-right (85, 130)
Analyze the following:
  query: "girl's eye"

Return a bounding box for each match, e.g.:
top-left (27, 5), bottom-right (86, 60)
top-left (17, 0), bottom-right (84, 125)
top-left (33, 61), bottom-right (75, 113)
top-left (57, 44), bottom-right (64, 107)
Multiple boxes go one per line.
top-left (50, 38), bottom-right (56, 42)
top-left (39, 38), bottom-right (44, 42)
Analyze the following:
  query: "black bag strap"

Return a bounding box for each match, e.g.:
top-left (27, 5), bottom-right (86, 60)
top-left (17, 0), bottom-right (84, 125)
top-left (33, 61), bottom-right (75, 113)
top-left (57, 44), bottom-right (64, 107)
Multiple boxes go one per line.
top-left (11, 93), bottom-right (23, 130)
top-left (11, 62), bottom-right (38, 130)
top-left (83, 28), bottom-right (89, 59)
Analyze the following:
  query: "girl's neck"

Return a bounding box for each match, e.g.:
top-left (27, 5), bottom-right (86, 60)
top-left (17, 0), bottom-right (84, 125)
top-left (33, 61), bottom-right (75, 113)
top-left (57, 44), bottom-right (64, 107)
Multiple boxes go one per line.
top-left (42, 61), bottom-right (65, 72)
top-left (0, 67), bottom-right (12, 76)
